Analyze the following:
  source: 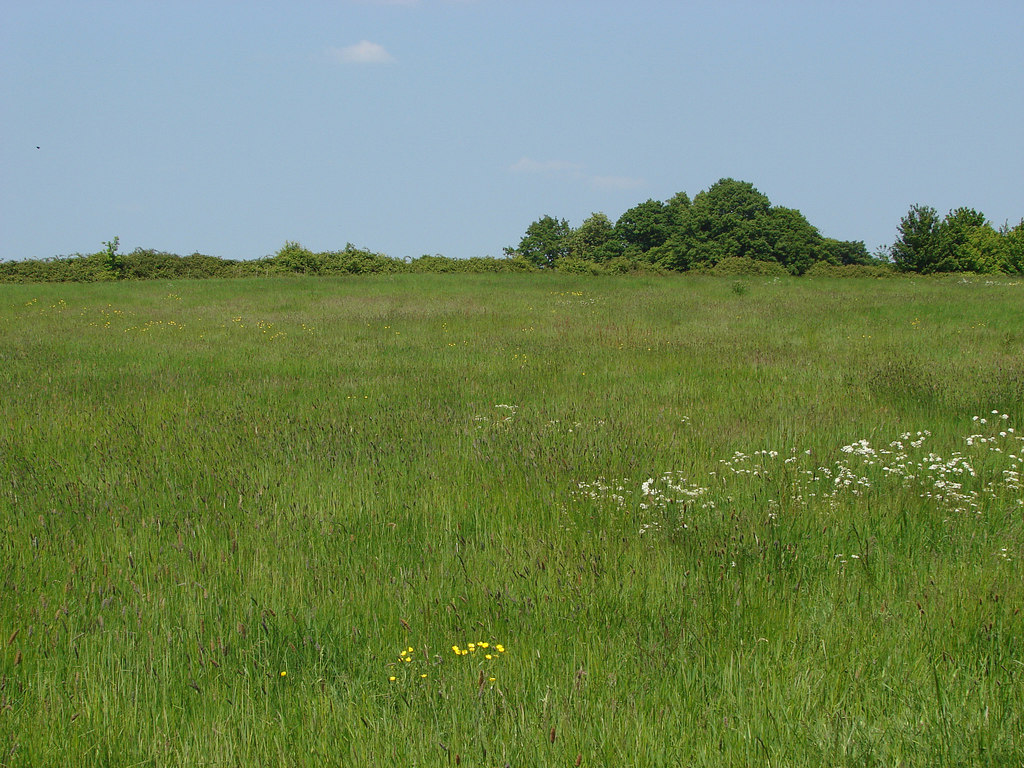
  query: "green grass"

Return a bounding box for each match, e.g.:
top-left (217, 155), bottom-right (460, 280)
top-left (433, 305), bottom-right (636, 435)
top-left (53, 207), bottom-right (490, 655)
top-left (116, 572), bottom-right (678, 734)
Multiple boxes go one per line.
top-left (1, 273), bottom-right (1023, 766)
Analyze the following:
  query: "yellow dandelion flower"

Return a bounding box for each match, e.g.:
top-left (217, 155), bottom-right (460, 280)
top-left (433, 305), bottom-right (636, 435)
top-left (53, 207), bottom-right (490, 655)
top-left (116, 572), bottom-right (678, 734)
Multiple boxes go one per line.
top-left (468, 643), bottom-right (476, 650)
top-left (420, 674), bottom-right (427, 678)
top-left (389, 676), bottom-right (396, 682)
top-left (280, 671), bottom-right (287, 677)
top-left (485, 654), bottom-right (492, 660)
top-left (496, 645), bottom-right (505, 653)
top-left (452, 645), bottom-right (460, 653)
top-left (407, 647), bottom-right (414, 654)
top-left (479, 642), bottom-right (489, 648)
top-left (489, 677), bottom-right (496, 682)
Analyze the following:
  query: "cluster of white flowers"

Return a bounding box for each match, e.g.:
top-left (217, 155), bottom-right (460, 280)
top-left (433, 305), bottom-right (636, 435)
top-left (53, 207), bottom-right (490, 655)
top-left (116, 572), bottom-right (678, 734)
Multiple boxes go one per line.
top-left (973, 410), bottom-right (1010, 426)
top-left (579, 411), bottom-right (1022, 536)
top-left (473, 403), bottom-right (519, 429)
top-left (545, 418), bottom-right (606, 434)
top-left (575, 477), bottom-right (629, 509)
top-left (575, 471), bottom-right (710, 536)
top-left (1003, 467), bottom-right (1021, 491)
top-left (720, 450), bottom-right (781, 478)
top-left (840, 439), bottom-right (876, 457)
top-left (639, 472), bottom-right (708, 511)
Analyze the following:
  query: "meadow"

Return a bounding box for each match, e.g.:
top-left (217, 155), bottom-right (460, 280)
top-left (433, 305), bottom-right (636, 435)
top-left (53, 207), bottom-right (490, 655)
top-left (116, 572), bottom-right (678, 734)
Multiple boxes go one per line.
top-left (1, 273), bottom-right (1022, 766)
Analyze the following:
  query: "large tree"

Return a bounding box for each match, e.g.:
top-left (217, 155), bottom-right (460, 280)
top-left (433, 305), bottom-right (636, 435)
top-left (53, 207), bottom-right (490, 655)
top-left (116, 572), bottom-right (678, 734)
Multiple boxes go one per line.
top-left (761, 206), bottom-right (822, 275)
top-left (683, 179), bottom-right (826, 272)
top-left (890, 205), bottom-right (1011, 273)
top-left (648, 192), bottom-right (698, 271)
top-left (891, 204), bottom-right (941, 272)
top-left (1003, 220), bottom-right (1024, 273)
top-left (508, 177), bottom-right (875, 273)
top-left (566, 212), bottom-right (620, 261)
top-left (614, 199), bottom-right (671, 256)
top-left (934, 207), bottom-right (988, 272)
top-left (694, 178), bottom-right (772, 230)
top-left (510, 215), bottom-right (572, 268)
top-left (821, 238), bottom-right (871, 266)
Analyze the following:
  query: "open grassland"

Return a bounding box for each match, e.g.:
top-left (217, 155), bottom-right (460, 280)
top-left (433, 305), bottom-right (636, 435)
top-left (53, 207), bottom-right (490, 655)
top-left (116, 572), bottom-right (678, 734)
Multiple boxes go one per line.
top-left (1, 274), bottom-right (1023, 766)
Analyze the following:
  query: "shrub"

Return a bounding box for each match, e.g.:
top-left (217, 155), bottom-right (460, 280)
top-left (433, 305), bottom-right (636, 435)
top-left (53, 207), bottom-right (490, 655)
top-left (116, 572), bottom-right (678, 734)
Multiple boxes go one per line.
top-left (803, 262), bottom-right (897, 279)
top-left (705, 257), bottom-right (789, 277)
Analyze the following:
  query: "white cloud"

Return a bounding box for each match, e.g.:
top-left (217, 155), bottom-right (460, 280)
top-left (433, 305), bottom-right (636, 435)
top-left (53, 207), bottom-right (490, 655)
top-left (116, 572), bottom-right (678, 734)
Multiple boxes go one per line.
top-left (510, 156), bottom-right (645, 191)
top-left (509, 156), bottom-right (584, 176)
top-left (330, 41), bottom-right (395, 64)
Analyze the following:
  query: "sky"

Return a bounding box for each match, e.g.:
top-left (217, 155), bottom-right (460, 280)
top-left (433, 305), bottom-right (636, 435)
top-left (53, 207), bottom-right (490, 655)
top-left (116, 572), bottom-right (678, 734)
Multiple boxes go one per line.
top-left (2, 0), bottom-right (1022, 262)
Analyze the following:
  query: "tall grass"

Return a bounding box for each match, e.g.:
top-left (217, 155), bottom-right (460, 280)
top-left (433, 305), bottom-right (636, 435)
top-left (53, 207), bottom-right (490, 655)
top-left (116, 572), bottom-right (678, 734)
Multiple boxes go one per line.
top-left (1, 274), bottom-right (1022, 766)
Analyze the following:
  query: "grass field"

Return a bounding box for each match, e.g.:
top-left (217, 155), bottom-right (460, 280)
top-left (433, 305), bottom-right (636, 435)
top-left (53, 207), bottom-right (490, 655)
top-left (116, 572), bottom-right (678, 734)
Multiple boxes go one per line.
top-left (1, 273), bottom-right (1023, 766)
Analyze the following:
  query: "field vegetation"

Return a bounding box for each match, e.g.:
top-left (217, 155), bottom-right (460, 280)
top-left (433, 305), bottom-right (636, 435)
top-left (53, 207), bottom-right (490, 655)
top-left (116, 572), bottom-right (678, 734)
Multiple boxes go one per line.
top-left (1, 274), bottom-right (1022, 765)
top-left (4, 179), bottom-right (1021, 284)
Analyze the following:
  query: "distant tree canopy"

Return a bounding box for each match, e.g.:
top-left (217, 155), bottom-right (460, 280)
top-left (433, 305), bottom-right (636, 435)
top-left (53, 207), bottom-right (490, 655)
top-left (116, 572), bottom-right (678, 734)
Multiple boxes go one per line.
top-left (506, 178), bottom-right (872, 275)
top-left (4, 178), bottom-right (1022, 282)
top-left (890, 204), bottom-right (1024, 274)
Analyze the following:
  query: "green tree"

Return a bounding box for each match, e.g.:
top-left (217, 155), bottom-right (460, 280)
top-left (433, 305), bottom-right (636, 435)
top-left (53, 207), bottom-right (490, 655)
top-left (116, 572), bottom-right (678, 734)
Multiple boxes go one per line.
top-left (762, 207), bottom-right (822, 274)
top-left (566, 212), bottom-right (620, 261)
top-left (102, 236), bottom-right (124, 280)
top-left (821, 238), bottom-right (871, 266)
top-left (934, 207), bottom-right (988, 272)
top-left (510, 215), bottom-right (572, 268)
top-left (960, 224), bottom-right (1009, 273)
top-left (510, 177), bottom-right (884, 275)
top-left (679, 180), bottom-right (825, 273)
top-left (648, 192), bottom-right (699, 270)
top-left (1002, 220), bottom-right (1024, 274)
top-left (664, 191), bottom-right (692, 225)
top-left (695, 178), bottom-right (772, 229)
top-left (680, 179), bottom-right (776, 267)
top-left (614, 199), bottom-right (670, 256)
top-left (891, 204), bottom-right (941, 272)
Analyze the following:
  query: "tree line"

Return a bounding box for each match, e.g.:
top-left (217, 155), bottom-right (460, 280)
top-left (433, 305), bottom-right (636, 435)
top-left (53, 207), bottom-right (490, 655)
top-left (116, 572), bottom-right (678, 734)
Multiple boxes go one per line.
top-left (890, 204), bottom-right (1024, 274)
top-left (507, 178), bottom-right (872, 274)
top-left (507, 178), bottom-right (1024, 276)
top-left (2, 178), bottom-right (1021, 282)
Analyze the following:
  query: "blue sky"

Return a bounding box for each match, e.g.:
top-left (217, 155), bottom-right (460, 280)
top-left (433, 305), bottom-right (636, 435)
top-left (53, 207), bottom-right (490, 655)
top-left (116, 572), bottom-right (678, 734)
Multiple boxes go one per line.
top-left (2, 0), bottom-right (1022, 261)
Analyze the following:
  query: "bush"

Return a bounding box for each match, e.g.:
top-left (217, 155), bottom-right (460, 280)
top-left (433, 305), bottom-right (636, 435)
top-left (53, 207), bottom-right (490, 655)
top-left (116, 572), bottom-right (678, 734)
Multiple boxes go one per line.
top-left (602, 257), bottom-right (640, 275)
top-left (704, 257), bottom-right (790, 277)
top-left (273, 242), bottom-right (323, 274)
top-left (554, 258), bottom-right (606, 275)
top-left (408, 255), bottom-right (459, 273)
top-left (803, 262), bottom-right (897, 279)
